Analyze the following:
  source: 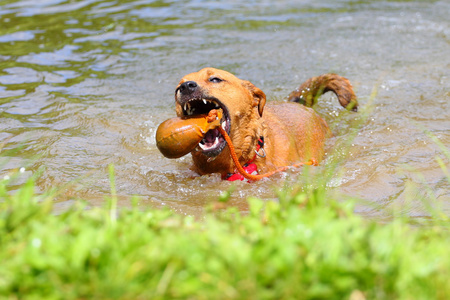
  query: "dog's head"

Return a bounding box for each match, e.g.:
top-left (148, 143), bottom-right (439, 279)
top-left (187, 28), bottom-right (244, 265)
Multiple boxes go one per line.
top-left (175, 68), bottom-right (266, 173)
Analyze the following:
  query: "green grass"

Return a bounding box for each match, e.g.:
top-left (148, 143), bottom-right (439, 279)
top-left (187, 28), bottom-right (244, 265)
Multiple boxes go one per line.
top-left (0, 161), bottom-right (449, 300)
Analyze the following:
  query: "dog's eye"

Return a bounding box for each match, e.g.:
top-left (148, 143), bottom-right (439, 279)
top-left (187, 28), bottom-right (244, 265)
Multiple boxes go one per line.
top-left (209, 77), bottom-right (223, 83)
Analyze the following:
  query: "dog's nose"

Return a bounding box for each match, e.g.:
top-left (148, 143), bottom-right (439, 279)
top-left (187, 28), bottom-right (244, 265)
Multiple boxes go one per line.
top-left (178, 81), bottom-right (198, 95)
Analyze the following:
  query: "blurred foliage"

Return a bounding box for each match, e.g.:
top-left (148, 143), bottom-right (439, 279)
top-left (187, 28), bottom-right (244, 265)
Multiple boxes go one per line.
top-left (0, 166), bottom-right (449, 299)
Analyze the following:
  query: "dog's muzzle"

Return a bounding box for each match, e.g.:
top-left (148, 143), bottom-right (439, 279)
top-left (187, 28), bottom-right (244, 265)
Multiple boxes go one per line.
top-left (175, 81), bottom-right (231, 158)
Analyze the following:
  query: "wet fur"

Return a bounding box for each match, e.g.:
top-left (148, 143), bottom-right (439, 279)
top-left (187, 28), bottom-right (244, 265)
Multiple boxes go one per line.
top-left (175, 68), bottom-right (357, 177)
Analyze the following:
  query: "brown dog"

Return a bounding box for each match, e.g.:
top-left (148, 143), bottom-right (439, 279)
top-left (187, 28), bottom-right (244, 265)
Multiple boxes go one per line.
top-left (174, 68), bottom-right (357, 180)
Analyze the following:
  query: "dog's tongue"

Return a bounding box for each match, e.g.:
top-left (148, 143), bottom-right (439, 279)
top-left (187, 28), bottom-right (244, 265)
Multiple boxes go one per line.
top-left (203, 129), bottom-right (219, 146)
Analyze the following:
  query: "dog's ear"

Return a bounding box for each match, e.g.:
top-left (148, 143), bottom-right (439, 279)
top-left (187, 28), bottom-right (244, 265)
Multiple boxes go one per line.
top-left (242, 80), bottom-right (266, 117)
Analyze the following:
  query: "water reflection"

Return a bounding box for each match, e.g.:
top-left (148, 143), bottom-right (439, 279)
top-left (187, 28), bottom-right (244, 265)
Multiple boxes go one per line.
top-left (0, 0), bottom-right (449, 219)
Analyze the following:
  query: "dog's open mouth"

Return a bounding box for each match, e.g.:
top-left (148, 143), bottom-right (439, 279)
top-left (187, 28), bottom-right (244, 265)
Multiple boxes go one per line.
top-left (181, 97), bottom-right (230, 157)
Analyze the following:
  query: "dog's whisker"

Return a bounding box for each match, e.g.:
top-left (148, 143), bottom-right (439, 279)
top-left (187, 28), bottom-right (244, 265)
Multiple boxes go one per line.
top-left (207, 156), bottom-right (217, 163)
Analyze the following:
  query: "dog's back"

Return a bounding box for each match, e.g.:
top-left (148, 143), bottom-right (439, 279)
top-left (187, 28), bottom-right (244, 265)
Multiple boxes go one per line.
top-left (256, 74), bottom-right (357, 172)
top-left (258, 102), bottom-right (330, 171)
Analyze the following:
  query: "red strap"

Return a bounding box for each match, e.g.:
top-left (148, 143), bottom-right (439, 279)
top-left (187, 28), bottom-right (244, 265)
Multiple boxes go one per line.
top-left (224, 163), bottom-right (258, 181)
top-left (246, 136), bottom-right (265, 165)
top-left (222, 136), bottom-right (264, 181)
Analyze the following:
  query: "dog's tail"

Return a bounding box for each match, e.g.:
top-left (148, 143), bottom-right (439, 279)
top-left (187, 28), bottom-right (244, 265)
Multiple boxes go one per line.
top-left (288, 74), bottom-right (358, 111)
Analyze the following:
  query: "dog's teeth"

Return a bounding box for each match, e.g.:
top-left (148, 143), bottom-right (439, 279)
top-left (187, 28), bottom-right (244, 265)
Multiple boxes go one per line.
top-left (221, 121), bottom-right (226, 129)
top-left (203, 99), bottom-right (207, 104)
top-left (186, 103), bottom-right (191, 115)
top-left (184, 103), bottom-right (187, 111)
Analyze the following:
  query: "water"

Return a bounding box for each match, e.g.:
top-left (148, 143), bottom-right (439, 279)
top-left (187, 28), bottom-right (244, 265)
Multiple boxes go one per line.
top-left (1, 0), bottom-right (449, 219)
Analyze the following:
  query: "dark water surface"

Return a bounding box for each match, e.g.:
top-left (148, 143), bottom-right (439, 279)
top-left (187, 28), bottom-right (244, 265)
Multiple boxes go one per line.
top-left (1, 0), bottom-right (449, 218)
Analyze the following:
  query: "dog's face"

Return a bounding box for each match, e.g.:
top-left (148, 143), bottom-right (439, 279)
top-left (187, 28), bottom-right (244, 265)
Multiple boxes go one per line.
top-left (175, 68), bottom-right (266, 172)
